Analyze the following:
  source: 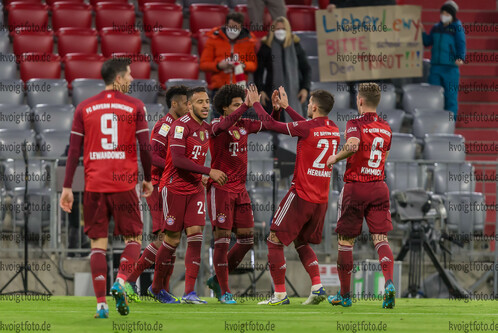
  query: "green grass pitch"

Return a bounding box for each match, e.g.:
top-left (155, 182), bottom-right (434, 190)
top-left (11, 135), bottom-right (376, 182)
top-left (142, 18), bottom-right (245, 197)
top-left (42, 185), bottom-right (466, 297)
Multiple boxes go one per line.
top-left (0, 296), bottom-right (496, 333)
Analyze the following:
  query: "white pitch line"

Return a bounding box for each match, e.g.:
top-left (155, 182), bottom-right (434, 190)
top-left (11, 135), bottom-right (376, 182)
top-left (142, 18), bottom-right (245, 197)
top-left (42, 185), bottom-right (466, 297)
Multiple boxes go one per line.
top-left (1, 310), bottom-right (497, 316)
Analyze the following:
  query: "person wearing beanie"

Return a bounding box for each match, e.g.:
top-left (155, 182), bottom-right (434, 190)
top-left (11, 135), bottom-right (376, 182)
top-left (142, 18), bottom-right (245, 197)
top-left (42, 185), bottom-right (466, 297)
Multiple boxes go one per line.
top-left (422, 1), bottom-right (466, 116)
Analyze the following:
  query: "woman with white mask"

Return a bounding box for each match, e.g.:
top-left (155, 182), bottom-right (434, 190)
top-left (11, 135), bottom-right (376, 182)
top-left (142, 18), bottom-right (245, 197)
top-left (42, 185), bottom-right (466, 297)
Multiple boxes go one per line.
top-left (254, 16), bottom-right (311, 119)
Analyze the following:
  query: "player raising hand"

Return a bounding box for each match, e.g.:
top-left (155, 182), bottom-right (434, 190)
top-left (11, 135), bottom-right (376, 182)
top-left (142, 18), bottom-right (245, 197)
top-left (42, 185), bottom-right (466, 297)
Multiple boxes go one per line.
top-left (247, 84), bottom-right (341, 305)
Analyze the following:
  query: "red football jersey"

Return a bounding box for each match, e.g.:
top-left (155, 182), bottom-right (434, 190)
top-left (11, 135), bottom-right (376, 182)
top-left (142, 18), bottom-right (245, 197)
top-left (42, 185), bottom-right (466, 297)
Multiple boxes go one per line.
top-left (343, 112), bottom-right (392, 183)
top-left (287, 117), bottom-right (341, 204)
top-left (70, 90), bottom-right (149, 192)
top-left (150, 113), bottom-right (175, 185)
top-left (209, 117), bottom-right (263, 192)
top-left (160, 113), bottom-right (210, 194)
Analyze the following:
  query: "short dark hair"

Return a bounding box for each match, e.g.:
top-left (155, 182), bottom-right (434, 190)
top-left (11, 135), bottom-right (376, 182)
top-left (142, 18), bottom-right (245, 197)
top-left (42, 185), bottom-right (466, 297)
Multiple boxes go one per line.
top-left (310, 90), bottom-right (334, 115)
top-left (358, 83), bottom-right (381, 108)
top-left (213, 84), bottom-right (245, 115)
top-left (226, 12), bottom-right (244, 25)
top-left (101, 58), bottom-right (131, 85)
top-left (186, 86), bottom-right (207, 101)
top-left (165, 85), bottom-right (189, 108)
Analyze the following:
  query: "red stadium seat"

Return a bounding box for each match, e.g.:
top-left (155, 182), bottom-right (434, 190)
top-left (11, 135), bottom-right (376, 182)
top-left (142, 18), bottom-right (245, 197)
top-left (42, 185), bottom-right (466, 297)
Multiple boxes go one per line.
top-left (90, 0), bottom-right (128, 7)
top-left (13, 30), bottom-right (53, 58)
top-left (7, 2), bottom-right (49, 35)
top-left (137, 0), bottom-right (176, 12)
top-left (285, 0), bottom-right (312, 5)
top-left (197, 28), bottom-right (211, 56)
top-left (51, 2), bottom-right (92, 31)
top-left (56, 28), bottom-right (98, 57)
top-left (235, 5), bottom-right (272, 31)
top-left (143, 3), bottom-right (183, 38)
top-left (95, 2), bottom-right (135, 32)
top-left (4, 0), bottom-right (41, 6)
top-left (189, 4), bottom-right (229, 37)
top-left (151, 29), bottom-right (192, 60)
top-left (46, 0), bottom-right (83, 7)
top-left (157, 54), bottom-right (199, 88)
top-left (20, 53), bottom-right (61, 81)
top-left (111, 53), bottom-right (151, 79)
top-left (100, 28), bottom-right (141, 58)
top-left (286, 5), bottom-right (317, 31)
top-left (63, 53), bottom-right (105, 86)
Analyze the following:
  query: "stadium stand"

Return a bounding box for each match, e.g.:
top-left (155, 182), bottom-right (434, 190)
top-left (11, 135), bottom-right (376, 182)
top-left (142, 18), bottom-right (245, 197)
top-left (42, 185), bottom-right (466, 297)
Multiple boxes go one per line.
top-left (56, 28), bottom-right (99, 57)
top-left (150, 29), bottom-right (192, 59)
top-left (26, 79), bottom-right (69, 107)
top-left (51, 2), bottom-right (92, 31)
top-left (19, 53), bottom-right (61, 82)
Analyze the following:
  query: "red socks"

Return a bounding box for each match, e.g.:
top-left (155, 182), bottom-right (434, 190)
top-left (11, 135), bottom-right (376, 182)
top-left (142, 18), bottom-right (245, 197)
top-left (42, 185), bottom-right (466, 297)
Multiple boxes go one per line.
top-left (184, 233), bottom-right (203, 295)
top-left (296, 244), bottom-right (321, 285)
top-left (214, 237), bottom-right (230, 294)
top-left (162, 253), bottom-right (176, 292)
top-left (90, 248), bottom-right (107, 304)
top-left (116, 241), bottom-right (141, 281)
top-left (227, 235), bottom-right (253, 272)
top-left (151, 241), bottom-right (177, 294)
top-left (127, 243), bottom-right (158, 283)
top-left (337, 244), bottom-right (354, 297)
top-left (267, 238), bottom-right (286, 293)
top-left (375, 241), bottom-right (394, 283)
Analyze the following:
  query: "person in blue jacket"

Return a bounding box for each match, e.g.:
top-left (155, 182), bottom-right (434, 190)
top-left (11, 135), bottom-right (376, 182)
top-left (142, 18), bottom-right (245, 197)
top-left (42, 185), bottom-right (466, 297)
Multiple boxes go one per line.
top-left (423, 1), bottom-right (466, 116)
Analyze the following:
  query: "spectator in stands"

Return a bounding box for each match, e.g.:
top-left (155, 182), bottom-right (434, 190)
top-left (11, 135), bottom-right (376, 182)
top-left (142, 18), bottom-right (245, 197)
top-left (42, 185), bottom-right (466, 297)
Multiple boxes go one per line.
top-left (200, 12), bottom-right (257, 94)
top-left (254, 16), bottom-right (311, 118)
top-left (248, 0), bottom-right (286, 32)
top-left (422, 1), bottom-right (466, 116)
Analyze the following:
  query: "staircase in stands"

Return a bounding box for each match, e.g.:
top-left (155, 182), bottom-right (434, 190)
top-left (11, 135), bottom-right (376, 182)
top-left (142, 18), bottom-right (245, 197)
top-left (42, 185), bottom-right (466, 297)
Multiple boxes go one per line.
top-left (403, 0), bottom-right (498, 233)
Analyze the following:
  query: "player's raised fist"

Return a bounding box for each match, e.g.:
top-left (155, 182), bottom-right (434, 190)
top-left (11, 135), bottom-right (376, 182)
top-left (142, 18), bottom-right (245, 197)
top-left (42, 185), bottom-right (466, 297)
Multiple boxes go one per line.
top-left (60, 187), bottom-right (74, 213)
top-left (209, 169), bottom-right (228, 186)
top-left (142, 180), bottom-right (153, 197)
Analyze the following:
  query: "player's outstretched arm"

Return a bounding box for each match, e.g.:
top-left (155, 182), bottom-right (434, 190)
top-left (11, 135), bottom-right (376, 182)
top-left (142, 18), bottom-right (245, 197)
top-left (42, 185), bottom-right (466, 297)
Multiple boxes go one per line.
top-left (210, 103), bottom-right (249, 136)
top-left (327, 137), bottom-right (360, 167)
top-left (276, 86), bottom-right (306, 122)
top-left (248, 84), bottom-right (293, 135)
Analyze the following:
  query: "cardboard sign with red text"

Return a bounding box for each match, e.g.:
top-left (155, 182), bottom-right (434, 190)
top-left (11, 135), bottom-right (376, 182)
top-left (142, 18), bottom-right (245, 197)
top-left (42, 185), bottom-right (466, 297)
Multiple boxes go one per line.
top-left (316, 5), bottom-right (423, 81)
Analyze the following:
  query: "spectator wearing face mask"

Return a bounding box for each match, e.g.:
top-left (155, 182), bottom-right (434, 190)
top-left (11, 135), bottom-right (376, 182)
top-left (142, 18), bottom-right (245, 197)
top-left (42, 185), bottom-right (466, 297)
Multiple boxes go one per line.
top-left (200, 12), bottom-right (258, 94)
top-left (254, 16), bottom-right (311, 117)
top-left (422, 1), bottom-right (466, 116)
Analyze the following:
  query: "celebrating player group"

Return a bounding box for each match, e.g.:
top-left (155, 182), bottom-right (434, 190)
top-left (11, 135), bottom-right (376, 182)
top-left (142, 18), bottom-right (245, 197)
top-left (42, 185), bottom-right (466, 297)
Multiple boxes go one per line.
top-left (59, 58), bottom-right (396, 319)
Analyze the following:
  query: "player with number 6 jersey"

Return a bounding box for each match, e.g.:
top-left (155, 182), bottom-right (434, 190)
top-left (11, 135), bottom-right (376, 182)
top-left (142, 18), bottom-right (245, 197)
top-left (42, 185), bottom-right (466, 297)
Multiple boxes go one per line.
top-left (249, 85), bottom-right (340, 306)
top-left (326, 83), bottom-right (395, 310)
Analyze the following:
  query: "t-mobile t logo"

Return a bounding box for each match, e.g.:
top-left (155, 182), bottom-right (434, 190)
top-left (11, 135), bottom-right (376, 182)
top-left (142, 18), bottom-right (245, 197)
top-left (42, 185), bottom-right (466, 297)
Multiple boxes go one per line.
top-left (229, 142), bottom-right (239, 156)
top-left (192, 145), bottom-right (202, 159)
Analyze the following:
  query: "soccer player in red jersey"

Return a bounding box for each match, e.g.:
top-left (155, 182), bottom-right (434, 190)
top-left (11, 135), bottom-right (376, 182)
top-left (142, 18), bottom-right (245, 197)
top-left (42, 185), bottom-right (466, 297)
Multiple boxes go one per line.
top-left (125, 85), bottom-right (189, 303)
top-left (59, 58), bottom-right (153, 318)
top-left (326, 83), bottom-right (395, 309)
top-left (247, 84), bottom-right (341, 305)
top-left (151, 86), bottom-right (247, 304)
top-left (205, 84), bottom-right (281, 304)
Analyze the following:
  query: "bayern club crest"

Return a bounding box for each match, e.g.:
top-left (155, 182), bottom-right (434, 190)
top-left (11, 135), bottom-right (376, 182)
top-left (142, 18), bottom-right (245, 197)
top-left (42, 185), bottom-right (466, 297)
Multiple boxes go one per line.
top-left (217, 213), bottom-right (226, 224)
top-left (239, 128), bottom-right (247, 135)
top-left (166, 216), bottom-right (175, 225)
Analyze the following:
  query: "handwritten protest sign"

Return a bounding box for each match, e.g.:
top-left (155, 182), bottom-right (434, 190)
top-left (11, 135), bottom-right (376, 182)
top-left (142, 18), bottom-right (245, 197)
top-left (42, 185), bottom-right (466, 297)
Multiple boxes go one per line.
top-left (316, 5), bottom-right (423, 82)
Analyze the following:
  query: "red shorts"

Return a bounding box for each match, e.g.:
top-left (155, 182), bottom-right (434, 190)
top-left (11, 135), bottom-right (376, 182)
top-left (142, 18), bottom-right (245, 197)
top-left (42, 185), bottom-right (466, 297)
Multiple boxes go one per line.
top-left (161, 188), bottom-right (206, 232)
top-left (270, 189), bottom-right (328, 246)
top-left (145, 184), bottom-right (162, 234)
top-left (335, 181), bottom-right (392, 238)
top-left (83, 186), bottom-right (143, 239)
top-left (207, 186), bottom-right (254, 230)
